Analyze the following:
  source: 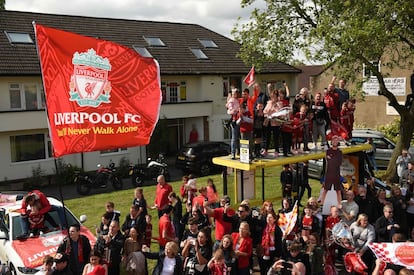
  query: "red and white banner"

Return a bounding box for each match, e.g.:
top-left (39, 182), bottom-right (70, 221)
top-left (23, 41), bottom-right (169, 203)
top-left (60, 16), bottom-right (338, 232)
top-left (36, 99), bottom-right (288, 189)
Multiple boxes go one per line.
top-left (368, 242), bottom-right (414, 270)
top-left (277, 201), bottom-right (298, 238)
top-left (12, 228), bottom-right (95, 269)
top-left (34, 24), bottom-right (162, 157)
top-left (243, 66), bottom-right (255, 87)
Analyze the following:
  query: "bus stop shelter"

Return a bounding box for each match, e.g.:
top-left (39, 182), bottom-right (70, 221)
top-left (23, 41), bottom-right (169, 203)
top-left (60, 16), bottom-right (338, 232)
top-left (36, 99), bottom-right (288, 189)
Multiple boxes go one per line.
top-left (212, 143), bottom-right (372, 204)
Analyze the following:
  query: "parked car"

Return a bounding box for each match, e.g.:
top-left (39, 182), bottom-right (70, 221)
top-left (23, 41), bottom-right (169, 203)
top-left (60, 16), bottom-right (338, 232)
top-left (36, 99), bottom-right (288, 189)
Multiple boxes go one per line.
top-left (175, 141), bottom-right (230, 176)
top-left (0, 193), bottom-right (95, 275)
top-left (307, 129), bottom-right (414, 179)
top-left (350, 129), bottom-right (414, 169)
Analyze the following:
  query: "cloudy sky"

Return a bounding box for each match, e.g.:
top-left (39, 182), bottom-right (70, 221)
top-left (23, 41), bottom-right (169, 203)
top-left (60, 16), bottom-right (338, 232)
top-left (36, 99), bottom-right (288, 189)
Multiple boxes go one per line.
top-left (6, 0), bottom-right (265, 39)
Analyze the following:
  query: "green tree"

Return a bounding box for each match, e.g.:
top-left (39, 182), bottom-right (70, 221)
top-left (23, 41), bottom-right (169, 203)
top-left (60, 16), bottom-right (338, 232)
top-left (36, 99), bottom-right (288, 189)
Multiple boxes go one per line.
top-left (233, 0), bottom-right (414, 180)
top-left (0, 0), bottom-right (4, 10)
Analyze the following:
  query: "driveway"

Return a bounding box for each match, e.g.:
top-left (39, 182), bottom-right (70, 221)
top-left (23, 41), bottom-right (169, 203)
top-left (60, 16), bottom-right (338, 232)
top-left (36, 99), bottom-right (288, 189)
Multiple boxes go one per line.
top-left (1, 158), bottom-right (183, 200)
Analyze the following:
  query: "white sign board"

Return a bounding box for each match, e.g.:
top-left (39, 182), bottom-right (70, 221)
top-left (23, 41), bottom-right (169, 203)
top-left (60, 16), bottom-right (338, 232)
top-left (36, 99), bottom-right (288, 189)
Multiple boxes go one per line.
top-left (363, 77), bottom-right (406, 96)
top-left (386, 101), bottom-right (406, 115)
top-left (240, 139), bottom-right (250, 164)
top-left (236, 170), bottom-right (255, 201)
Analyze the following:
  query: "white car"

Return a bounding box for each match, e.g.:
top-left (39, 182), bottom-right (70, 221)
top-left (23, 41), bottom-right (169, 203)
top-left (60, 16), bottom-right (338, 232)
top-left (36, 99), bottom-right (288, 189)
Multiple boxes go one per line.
top-left (0, 193), bottom-right (95, 275)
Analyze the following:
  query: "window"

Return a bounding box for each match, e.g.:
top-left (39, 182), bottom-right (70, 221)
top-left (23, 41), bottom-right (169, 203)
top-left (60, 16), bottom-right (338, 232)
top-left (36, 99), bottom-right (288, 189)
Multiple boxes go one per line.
top-left (5, 31), bottom-right (33, 44)
top-left (222, 77), bottom-right (242, 97)
top-left (143, 36), bottom-right (166, 47)
top-left (363, 61), bottom-right (381, 78)
top-left (161, 81), bottom-right (187, 103)
top-left (10, 133), bottom-right (52, 162)
top-left (168, 82), bottom-right (178, 103)
top-left (132, 46), bottom-right (153, 57)
top-left (190, 48), bottom-right (208, 59)
top-left (198, 39), bottom-right (218, 48)
top-left (100, 148), bottom-right (127, 154)
top-left (223, 119), bottom-right (231, 140)
top-left (180, 81), bottom-right (187, 101)
top-left (9, 83), bottom-right (45, 110)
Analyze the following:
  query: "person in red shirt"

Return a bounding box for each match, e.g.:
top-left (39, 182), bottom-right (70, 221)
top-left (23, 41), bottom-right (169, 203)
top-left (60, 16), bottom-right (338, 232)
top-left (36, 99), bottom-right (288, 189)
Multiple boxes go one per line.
top-left (298, 205), bottom-right (320, 243)
top-left (189, 124), bottom-right (199, 143)
top-left (231, 221), bottom-right (253, 275)
top-left (325, 205), bottom-right (341, 239)
top-left (17, 190), bottom-right (58, 240)
top-left (340, 101), bottom-right (353, 139)
top-left (204, 195), bottom-right (235, 251)
top-left (27, 202), bottom-right (46, 236)
top-left (192, 186), bottom-right (209, 214)
top-left (151, 175), bottom-right (173, 218)
top-left (324, 83), bottom-right (340, 122)
top-left (207, 248), bottom-right (228, 275)
top-left (236, 103), bottom-right (254, 161)
top-left (158, 206), bottom-right (177, 250)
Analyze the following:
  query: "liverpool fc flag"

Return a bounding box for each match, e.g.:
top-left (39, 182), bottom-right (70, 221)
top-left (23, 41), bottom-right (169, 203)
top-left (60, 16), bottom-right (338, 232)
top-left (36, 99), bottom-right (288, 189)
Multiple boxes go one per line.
top-left (34, 23), bottom-right (162, 157)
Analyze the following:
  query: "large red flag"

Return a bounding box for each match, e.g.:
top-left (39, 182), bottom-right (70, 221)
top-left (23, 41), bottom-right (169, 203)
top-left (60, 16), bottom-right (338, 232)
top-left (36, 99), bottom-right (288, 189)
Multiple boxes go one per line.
top-left (34, 24), bottom-right (162, 157)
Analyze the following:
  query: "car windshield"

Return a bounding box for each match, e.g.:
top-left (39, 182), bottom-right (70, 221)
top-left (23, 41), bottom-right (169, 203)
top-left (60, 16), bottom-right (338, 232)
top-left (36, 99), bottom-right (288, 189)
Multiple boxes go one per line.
top-left (11, 207), bottom-right (78, 240)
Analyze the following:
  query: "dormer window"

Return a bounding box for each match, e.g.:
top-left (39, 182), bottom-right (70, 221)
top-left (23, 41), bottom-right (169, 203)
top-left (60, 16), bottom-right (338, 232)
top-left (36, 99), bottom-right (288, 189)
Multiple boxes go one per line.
top-left (5, 31), bottom-right (33, 44)
top-left (133, 46), bottom-right (153, 57)
top-left (190, 48), bottom-right (209, 60)
top-left (198, 39), bottom-right (218, 48)
top-left (143, 36), bottom-right (166, 47)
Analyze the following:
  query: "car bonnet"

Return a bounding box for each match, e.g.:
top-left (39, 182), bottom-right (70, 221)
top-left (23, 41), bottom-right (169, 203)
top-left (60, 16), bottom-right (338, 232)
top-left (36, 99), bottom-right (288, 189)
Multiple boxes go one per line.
top-left (11, 227), bottom-right (95, 269)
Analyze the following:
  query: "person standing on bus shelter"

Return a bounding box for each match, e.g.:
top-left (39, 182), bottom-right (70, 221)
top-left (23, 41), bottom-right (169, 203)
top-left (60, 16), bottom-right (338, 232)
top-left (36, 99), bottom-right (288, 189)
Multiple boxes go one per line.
top-left (320, 135), bottom-right (343, 208)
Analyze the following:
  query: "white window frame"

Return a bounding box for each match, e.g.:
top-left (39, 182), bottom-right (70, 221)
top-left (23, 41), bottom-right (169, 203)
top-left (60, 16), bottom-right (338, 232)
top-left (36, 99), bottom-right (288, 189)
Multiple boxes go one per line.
top-left (9, 83), bottom-right (45, 110)
top-left (198, 39), bottom-right (218, 48)
top-left (143, 36), bottom-right (166, 47)
top-left (190, 48), bottom-right (209, 59)
top-left (10, 133), bottom-right (52, 162)
top-left (222, 76), bottom-right (242, 97)
top-left (5, 31), bottom-right (34, 44)
top-left (132, 45), bottom-right (153, 57)
top-left (161, 81), bottom-right (186, 103)
top-left (363, 61), bottom-right (381, 78)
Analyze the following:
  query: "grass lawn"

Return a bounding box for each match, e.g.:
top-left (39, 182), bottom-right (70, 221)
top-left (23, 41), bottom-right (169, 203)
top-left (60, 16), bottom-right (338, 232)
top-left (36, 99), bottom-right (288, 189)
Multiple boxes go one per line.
top-left (65, 167), bottom-right (322, 273)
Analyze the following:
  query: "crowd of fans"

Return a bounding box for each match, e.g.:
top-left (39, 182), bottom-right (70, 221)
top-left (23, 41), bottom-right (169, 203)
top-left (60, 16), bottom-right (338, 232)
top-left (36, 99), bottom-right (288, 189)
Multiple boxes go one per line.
top-left (225, 76), bottom-right (355, 161)
top-left (18, 76), bottom-right (414, 275)
top-left (22, 161), bottom-right (414, 275)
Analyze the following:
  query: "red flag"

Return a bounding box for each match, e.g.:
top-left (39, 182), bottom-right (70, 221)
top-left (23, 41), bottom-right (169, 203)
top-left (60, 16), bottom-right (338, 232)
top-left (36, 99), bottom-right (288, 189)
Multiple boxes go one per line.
top-left (326, 119), bottom-right (349, 140)
top-left (34, 24), bottom-right (161, 157)
top-left (243, 66), bottom-right (255, 87)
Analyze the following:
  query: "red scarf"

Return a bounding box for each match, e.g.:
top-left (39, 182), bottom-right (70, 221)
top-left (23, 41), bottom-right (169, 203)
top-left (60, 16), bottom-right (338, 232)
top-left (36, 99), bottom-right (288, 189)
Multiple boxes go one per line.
top-left (261, 223), bottom-right (275, 256)
top-left (65, 236), bottom-right (84, 263)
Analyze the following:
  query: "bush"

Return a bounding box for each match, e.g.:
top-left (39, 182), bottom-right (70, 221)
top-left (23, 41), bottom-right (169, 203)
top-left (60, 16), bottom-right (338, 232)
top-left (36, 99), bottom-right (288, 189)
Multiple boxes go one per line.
top-left (377, 118), bottom-right (400, 144)
top-left (117, 157), bottom-right (131, 178)
top-left (24, 164), bottom-right (46, 189)
top-left (53, 158), bottom-right (81, 185)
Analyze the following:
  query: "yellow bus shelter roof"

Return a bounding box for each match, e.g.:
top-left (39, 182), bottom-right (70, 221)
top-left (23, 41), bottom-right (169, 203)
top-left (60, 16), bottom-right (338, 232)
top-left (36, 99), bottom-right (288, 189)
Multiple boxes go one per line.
top-left (212, 144), bottom-right (372, 171)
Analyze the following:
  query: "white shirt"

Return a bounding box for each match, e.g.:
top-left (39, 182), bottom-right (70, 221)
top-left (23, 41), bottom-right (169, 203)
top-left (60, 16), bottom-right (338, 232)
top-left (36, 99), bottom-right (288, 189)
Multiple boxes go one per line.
top-left (161, 257), bottom-right (176, 275)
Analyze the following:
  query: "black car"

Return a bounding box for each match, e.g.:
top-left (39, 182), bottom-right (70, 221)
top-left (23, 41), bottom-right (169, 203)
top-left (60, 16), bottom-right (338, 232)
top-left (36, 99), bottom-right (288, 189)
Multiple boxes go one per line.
top-left (175, 141), bottom-right (230, 176)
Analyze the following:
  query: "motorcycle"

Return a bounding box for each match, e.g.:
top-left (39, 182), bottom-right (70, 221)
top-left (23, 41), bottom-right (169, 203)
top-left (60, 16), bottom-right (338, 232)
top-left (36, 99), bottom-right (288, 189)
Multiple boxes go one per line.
top-left (74, 160), bottom-right (123, 195)
top-left (129, 153), bottom-right (170, 187)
